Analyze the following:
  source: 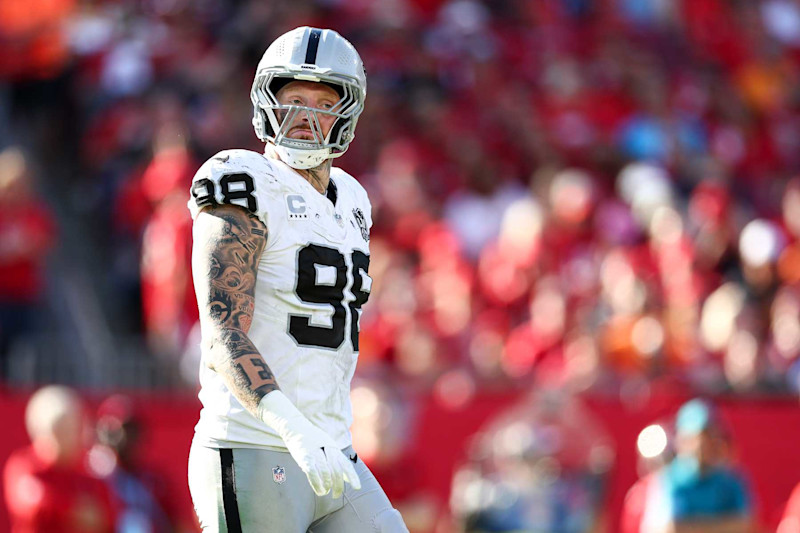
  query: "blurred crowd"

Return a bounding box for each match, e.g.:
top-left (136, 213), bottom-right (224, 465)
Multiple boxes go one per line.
top-left (3, 385), bottom-right (189, 532)
top-left (4, 1), bottom-right (800, 531)
top-left (450, 389), bottom-right (615, 532)
top-left (446, 392), bottom-right (800, 532)
top-left (619, 399), bottom-right (754, 533)
top-left (3, 0), bottom-right (800, 391)
top-left (8, 385), bottom-right (800, 532)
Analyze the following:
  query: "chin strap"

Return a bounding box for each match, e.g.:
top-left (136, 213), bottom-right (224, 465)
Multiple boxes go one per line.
top-left (273, 144), bottom-right (331, 170)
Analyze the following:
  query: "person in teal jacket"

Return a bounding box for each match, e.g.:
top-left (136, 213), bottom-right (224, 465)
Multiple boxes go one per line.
top-left (656, 399), bottom-right (754, 533)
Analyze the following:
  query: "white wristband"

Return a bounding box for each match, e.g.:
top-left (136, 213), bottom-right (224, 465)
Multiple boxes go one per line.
top-left (256, 391), bottom-right (305, 436)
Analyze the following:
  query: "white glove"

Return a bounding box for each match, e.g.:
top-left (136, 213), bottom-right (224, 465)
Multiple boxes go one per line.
top-left (257, 391), bottom-right (361, 498)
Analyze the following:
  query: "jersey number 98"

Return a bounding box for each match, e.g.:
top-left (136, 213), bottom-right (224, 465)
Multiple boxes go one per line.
top-left (191, 173), bottom-right (258, 213)
top-left (289, 244), bottom-right (370, 351)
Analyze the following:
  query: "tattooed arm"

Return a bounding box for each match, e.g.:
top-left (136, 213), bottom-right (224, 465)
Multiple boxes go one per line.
top-left (192, 202), bottom-right (361, 497)
top-left (192, 204), bottom-right (275, 415)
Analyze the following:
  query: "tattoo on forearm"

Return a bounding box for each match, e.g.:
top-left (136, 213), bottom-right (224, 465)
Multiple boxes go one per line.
top-left (227, 331), bottom-right (278, 398)
top-left (197, 205), bottom-right (277, 409)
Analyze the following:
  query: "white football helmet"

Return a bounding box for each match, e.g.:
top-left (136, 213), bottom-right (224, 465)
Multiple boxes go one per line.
top-left (251, 27), bottom-right (367, 169)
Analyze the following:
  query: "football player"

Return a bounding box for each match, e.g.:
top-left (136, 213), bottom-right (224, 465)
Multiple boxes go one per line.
top-left (186, 27), bottom-right (408, 532)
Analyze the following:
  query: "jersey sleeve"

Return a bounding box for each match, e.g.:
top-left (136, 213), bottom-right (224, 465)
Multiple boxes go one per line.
top-left (360, 184), bottom-right (373, 232)
top-left (187, 149), bottom-right (278, 227)
top-left (355, 178), bottom-right (373, 245)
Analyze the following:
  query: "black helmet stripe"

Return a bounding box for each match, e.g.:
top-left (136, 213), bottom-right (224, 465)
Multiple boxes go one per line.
top-left (304, 28), bottom-right (322, 65)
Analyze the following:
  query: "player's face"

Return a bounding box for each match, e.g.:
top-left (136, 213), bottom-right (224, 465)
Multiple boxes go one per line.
top-left (275, 81), bottom-right (341, 141)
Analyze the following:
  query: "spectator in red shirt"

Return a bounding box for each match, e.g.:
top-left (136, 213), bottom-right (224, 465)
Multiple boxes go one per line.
top-left (3, 385), bottom-right (117, 533)
top-left (0, 147), bottom-right (56, 374)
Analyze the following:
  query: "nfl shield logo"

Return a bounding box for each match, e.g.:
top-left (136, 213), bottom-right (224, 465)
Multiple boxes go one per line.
top-left (272, 466), bottom-right (286, 484)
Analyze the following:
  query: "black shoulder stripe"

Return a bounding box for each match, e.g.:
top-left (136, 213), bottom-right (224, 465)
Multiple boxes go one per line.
top-left (326, 178), bottom-right (338, 206)
top-left (305, 28), bottom-right (322, 65)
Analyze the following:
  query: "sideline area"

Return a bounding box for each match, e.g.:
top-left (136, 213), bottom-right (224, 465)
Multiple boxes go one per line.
top-left (1, 389), bottom-right (798, 531)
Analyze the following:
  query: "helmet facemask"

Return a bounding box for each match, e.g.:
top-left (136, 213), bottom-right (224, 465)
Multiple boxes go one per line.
top-left (252, 72), bottom-right (364, 169)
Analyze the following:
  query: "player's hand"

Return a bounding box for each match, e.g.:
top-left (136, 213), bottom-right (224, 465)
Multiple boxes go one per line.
top-left (257, 391), bottom-right (361, 498)
top-left (281, 420), bottom-right (361, 498)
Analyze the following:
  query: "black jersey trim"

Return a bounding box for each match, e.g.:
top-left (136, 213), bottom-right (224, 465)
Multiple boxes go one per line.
top-left (326, 178), bottom-right (338, 206)
top-left (220, 449), bottom-right (243, 533)
top-left (305, 29), bottom-right (322, 65)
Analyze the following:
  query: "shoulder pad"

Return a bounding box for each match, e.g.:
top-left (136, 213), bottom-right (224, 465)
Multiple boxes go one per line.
top-left (331, 167), bottom-right (372, 230)
top-left (188, 149), bottom-right (281, 221)
top-left (331, 168), bottom-right (366, 201)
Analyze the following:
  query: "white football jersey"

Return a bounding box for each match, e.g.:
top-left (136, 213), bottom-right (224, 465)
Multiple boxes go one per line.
top-left (187, 149), bottom-right (372, 450)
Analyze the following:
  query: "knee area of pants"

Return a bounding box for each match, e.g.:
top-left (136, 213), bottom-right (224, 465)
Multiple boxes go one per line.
top-left (372, 508), bottom-right (408, 533)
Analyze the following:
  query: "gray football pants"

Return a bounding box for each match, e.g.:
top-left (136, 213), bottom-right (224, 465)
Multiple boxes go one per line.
top-left (188, 443), bottom-right (408, 533)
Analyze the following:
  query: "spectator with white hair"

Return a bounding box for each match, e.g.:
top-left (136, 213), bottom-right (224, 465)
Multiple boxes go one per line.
top-left (3, 385), bottom-right (117, 532)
